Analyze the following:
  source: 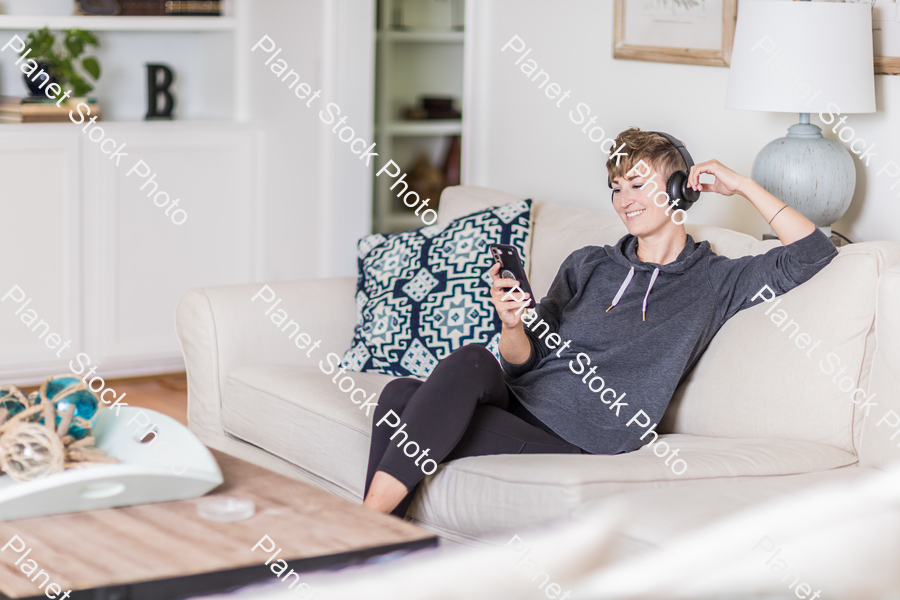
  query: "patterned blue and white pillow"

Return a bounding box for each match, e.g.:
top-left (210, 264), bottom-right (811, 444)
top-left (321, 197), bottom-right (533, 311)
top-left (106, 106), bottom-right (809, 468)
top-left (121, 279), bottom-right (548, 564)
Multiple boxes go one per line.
top-left (342, 199), bottom-right (532, 378)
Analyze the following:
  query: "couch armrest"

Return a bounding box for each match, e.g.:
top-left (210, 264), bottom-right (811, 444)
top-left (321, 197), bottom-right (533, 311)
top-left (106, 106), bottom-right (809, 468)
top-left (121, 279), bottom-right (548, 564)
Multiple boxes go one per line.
top-left (175, 278), bottom-right (358, 443)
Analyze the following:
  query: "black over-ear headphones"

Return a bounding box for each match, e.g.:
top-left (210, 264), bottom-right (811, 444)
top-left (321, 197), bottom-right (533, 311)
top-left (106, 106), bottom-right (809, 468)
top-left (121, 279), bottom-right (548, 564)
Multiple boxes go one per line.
top-left (607, 131), bottom-right (701, 211)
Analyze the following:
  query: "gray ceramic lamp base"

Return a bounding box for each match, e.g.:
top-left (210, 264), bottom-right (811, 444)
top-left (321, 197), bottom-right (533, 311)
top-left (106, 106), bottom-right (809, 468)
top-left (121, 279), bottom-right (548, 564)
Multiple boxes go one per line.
top-left (750, 122), bottom-right (855, 237)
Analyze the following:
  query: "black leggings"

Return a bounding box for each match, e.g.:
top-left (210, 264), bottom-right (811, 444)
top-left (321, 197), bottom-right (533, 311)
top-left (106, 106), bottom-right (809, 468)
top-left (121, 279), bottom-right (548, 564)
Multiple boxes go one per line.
top-left (364, 344), bottom-right (585, 517)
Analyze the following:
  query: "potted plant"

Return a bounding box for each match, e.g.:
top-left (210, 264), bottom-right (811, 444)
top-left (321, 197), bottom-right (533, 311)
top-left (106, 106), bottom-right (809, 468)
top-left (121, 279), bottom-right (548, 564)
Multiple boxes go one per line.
top-left (19, 27), bottom-right (101, 99)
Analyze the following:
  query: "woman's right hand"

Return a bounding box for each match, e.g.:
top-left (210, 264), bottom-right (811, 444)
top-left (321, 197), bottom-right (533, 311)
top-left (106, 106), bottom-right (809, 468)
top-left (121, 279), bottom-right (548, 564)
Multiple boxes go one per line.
top-left (489, 262), bottom-right (531, 328)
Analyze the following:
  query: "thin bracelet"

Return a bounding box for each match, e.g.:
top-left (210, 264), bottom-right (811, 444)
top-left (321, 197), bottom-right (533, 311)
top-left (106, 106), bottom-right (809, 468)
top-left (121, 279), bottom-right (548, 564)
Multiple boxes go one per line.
top-left (768, 205), bottom-right (787, 225)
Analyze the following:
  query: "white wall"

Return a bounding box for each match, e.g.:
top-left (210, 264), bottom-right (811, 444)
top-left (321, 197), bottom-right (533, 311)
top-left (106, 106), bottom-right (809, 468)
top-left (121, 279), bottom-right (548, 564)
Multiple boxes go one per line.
top-left (464, 0), bottom-right (900, 244)
top-left (330, 0), bottom-right (376, 275)
top-left (239, 0), bottom-right (374, 281)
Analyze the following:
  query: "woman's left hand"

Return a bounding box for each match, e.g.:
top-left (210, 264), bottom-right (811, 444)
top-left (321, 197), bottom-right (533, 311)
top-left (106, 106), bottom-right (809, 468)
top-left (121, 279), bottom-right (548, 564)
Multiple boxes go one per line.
top-left (687, 160), bottom-right (747, 197)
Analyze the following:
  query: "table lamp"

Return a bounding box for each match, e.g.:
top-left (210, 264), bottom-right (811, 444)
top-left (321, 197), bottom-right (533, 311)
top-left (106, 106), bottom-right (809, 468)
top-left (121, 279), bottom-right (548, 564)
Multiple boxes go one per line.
top-left (725, 0), bottom-right (876, 238)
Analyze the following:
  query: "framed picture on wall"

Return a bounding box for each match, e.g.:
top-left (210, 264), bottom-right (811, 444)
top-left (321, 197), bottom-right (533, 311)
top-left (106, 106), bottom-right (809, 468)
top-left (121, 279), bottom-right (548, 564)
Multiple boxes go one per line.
top-left (613, 0), bottom-right (738, 67)
top-left (816, 0), bottom-right (900, 75)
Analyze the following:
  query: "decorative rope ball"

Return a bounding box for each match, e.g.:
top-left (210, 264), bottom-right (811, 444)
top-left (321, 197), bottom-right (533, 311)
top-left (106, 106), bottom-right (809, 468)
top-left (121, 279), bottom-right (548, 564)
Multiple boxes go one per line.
top-left (0, 422), bottom-right (65, 482)
top-left (35, 375), bottom-right (100, 440)
top-left (0, 385), bottom-right (28, 422)
top-left (38, 375), bottom-right (83, 403)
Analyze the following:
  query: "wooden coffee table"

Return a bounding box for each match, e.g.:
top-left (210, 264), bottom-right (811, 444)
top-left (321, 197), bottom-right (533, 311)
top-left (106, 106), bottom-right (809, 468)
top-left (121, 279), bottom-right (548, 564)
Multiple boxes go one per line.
top-left (0, 450), bottom-right (437, 600)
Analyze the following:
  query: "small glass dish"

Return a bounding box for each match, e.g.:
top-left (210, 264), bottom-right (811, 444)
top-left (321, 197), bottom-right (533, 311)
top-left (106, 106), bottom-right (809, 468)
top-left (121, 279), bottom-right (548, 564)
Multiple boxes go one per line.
top-left (197, 496), bottom-right (255, 522)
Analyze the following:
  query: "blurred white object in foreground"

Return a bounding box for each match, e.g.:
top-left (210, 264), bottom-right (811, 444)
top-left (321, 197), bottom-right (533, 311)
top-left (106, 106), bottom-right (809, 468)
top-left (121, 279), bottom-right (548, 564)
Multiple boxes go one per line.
top-left (574, 460), bottom-right (900, 599)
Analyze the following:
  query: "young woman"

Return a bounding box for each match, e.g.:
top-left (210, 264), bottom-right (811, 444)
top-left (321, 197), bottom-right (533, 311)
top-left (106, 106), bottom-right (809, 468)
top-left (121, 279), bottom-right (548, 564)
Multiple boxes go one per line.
top-left (362, 128), bottom-right (838, 517)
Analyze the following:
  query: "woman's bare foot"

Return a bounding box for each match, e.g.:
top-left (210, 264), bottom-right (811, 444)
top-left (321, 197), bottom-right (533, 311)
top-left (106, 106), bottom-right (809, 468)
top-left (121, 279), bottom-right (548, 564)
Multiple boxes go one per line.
top-left (363, 471), bottom-right (408, 514)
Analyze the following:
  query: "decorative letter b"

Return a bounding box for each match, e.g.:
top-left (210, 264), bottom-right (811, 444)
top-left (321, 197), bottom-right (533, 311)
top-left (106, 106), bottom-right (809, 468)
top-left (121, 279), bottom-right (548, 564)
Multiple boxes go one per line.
top-left (146, 63), bottom-right (175, 119)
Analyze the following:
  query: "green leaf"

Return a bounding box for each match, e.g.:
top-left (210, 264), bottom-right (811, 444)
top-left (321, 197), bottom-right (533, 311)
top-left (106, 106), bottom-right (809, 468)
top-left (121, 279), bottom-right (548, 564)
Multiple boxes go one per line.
top-left (66, 28), bottom-right (99, 49)
top-left (81, 56), bottom-right (100, 80)
top-left (37, 28), bottom-right (54, 50)
top-left (80, 30), bottom-right (100, 47)
top-left (21, 32), bottom-right (36, 55)
top-left (23, 27), bottom-right (61, 65)
top-left (53, 58), bottom-right (75, 89)
top-left (70, 75), bottom-right (93, 97)
top-left (65, 36), bottom-right (84, 58)
top-left (36, 36), bottom-right (53, 57)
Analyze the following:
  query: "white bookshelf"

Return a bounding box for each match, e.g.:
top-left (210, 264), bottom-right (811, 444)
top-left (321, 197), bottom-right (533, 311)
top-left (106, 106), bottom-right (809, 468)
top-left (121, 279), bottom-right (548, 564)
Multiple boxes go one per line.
top-left (377, 30), bottom-right (463, 43)
top-left (381, 119), bottom-right (462, 136)
top-left (0, 15), bottom-right (234, 31)
top-left (392, 213), bottom-right (429, 231)
top-left (374, 0), bottom-right (465, 234)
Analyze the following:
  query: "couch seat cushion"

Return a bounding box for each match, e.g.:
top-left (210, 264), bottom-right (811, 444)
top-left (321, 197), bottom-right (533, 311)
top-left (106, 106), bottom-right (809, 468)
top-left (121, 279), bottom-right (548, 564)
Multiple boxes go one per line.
top-left (221, 364), bottom-right (858, 540)
top-left (409, 436), bottom-right (856, 540)
top-left (222, 364), bottom-right (395, 497)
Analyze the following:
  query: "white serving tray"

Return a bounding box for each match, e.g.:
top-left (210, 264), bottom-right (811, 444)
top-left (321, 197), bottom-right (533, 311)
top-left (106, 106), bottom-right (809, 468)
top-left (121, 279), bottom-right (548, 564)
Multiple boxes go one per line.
top-left (0, 406), bottom-right (223, 521)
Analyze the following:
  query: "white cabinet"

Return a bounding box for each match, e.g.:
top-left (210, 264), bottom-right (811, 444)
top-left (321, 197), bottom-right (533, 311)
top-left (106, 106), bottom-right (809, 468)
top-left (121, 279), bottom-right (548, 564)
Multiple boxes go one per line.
top-left (0, 127), bottom-right (83, 382)
top-left (0, 122), bottom-right (264, 385)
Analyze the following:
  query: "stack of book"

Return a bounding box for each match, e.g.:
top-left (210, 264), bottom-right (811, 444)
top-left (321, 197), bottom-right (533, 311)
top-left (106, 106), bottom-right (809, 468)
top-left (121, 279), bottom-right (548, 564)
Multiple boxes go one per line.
top-left (117, 1), bottom-right (221, 15)
top-left (0, 97), bottom-right (100, 124)
top-left (117, 0), bottom-right (167, 16)
top-left (165, 1), bottom-right (221, 15)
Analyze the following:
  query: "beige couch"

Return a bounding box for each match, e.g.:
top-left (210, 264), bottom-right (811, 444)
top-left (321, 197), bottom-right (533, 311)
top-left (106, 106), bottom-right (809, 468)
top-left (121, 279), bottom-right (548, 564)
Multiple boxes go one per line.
top-left (175, 185), bottom-right (900, 554)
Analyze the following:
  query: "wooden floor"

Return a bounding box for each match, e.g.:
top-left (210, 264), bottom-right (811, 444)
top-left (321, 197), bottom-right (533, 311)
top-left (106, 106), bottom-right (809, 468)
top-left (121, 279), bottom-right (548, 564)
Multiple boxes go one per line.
top-left (21, 373), bottom-right (189, 426)
top-left (116, 373), bottom-right (189, 425)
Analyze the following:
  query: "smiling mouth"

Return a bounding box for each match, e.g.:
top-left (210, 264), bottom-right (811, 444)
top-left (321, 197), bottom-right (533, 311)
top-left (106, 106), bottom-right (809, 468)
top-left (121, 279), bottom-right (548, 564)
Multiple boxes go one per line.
top-left (626, 209), bottom-right (645, 219)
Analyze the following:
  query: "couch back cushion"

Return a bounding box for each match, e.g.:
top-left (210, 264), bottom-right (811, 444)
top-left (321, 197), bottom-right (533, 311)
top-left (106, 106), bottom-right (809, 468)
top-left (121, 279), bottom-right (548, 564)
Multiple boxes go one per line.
top-left (438, 186), bottom-right (892, 452)
top-left (858, 266), bottom-right (900, 469)
top-left (663, 246), bottom-right (883, 454)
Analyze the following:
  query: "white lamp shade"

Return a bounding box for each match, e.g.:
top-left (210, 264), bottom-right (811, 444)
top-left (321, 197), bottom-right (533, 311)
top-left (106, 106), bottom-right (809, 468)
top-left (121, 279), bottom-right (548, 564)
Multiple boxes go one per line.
top-left (725, 1), bottom-right (875, 114)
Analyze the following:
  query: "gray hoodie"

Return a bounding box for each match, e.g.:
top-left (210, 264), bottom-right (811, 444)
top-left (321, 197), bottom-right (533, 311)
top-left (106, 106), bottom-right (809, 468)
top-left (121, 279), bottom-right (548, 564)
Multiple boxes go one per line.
top-left (499, 229), bottom-right (837, 455)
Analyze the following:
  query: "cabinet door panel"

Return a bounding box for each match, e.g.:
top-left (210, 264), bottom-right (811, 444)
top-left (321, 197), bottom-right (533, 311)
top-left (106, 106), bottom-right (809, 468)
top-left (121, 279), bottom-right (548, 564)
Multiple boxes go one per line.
top-left (84, 123), bottom-right (263, 371)
top-left (0, 127), bottom-right (82, 383)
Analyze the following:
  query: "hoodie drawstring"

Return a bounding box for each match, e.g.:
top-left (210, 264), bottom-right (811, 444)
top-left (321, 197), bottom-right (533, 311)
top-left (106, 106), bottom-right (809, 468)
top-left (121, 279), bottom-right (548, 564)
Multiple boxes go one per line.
top-left (606, 266), bottom-right (634, 313)
top-left (642, 268), bottom-right (659, 322)
top-left (606, 266), bottom-right (660, 322)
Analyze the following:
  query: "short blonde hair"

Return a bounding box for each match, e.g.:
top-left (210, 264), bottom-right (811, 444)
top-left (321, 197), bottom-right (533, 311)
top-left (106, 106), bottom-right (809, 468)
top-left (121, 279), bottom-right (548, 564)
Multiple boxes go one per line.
top-left (606, 128), bottom-right (687, 185)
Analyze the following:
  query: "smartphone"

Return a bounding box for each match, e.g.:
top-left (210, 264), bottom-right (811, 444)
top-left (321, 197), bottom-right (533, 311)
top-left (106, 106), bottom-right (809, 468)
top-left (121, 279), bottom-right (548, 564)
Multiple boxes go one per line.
top-left (489, 244), bottom-right (536, 309)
